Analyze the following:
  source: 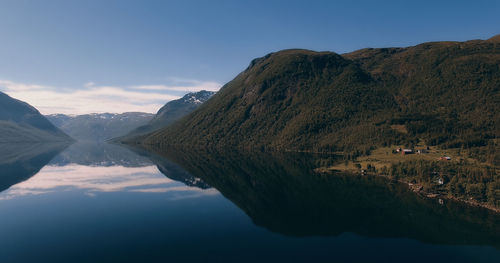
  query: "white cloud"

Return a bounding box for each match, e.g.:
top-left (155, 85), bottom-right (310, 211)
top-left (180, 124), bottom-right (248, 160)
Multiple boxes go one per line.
top-left (0, 80), bottom-right (47, 91)
top-left (0, 79), bottom-right (221, 115)
top-left (131, 81), bottom-right (221, 92)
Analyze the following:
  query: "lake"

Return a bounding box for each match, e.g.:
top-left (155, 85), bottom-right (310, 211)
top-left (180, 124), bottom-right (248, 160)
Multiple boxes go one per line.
top-left (0, 142), bottom-right (498, 263)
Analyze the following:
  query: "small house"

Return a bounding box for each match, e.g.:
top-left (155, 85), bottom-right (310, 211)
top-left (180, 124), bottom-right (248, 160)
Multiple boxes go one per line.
top-left (437, 178), bottom-right (444, 185)
top-left (401, 149), bottom-right (413, 155)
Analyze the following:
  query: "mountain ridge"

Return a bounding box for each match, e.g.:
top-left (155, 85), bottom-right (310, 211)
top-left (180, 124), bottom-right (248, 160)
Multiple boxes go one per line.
top-left (0, 91), bottom-right (73, 142)
top-left (120, 90), bottom-right (215, 139)
top-left (138, 36), bottom-right (499, 163)
top-left (46, 112), bottom-right (154, 142)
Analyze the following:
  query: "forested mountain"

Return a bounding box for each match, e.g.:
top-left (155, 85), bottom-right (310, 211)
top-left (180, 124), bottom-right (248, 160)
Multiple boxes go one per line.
top-left (0, 91), bottom-right (72, 142)
top-left (140, 36), bottom-right (499, 164)
top-left (122, 90), bottom-right (215, 139)
top-left (46, 112), bottom-right (154, 142)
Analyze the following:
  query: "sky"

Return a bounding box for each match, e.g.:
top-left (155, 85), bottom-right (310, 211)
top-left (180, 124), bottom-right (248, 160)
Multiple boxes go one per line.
top-left (0, 0), bottom-right (499, 114)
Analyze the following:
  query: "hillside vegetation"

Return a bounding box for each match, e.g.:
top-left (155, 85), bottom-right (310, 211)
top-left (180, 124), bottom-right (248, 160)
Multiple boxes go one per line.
top-left (142, 37), bottom-right (499, 165)
top-left (133, 36), bottom-right (500, 209)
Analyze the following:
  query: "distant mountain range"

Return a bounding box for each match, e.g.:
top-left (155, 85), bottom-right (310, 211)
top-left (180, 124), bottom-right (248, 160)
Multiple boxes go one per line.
top-left (121, 90), bottom-right (215, 139)
top-left (46, 112), bottom-right (154, 142)
top-left (139, 35), bottom-right (500, 160)
top-left (0, 91), bottom-right (72, 142)
top-left (48, 91), bottom-right (215, 142)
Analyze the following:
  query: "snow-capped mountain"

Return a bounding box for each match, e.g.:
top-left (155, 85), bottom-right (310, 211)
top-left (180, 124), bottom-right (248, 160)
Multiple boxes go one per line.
top-left (122, 90), bottom-right (215, 138)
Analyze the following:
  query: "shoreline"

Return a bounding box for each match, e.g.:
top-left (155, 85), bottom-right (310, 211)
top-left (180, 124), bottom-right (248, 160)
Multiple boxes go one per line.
top-left (318, 167), bottom-right (500, 214)
top-left (397, 177), bottom-right (500, 214)
top-left (123, 142), bottom-right (500, 214)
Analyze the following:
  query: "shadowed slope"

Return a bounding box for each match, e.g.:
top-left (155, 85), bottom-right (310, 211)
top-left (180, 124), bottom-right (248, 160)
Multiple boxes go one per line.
top-left (0, 92), bottom-right (72, 142)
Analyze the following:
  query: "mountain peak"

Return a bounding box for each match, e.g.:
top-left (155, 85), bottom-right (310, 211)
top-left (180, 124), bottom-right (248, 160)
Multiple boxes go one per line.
top-left (182, 90), bottom-right (216, 105)
top-left (246, 49), bottom-right (343, 72)
top-left (118, 90), bottom-right (216, 140)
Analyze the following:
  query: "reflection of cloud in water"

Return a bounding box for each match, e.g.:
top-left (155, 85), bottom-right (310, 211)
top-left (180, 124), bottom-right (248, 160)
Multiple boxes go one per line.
top-left (130, 187), bottom-right (219, 200)
top-left (0, 164), bottom-right (217, 200)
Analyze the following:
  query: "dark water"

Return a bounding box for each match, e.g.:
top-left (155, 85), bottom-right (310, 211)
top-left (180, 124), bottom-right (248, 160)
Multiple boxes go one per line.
top-left (0, 142), bottom-right (498, 263)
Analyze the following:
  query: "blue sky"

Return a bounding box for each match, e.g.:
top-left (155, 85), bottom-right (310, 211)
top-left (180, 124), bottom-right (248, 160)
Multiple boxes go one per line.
top-left (0, 0), bottom-right (499, 114)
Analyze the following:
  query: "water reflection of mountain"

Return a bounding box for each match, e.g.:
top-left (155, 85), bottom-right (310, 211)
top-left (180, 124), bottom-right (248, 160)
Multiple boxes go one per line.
top-left (125, 145), bottom-right (211, 189)
top-left (45, 141), bottom-right (211, 189)
top-left (0, 142), bottom-right (69, 192)
top-left (145, 147), bottom-right (499, 247)
top-left (49, 142), bottom-right (153, 167)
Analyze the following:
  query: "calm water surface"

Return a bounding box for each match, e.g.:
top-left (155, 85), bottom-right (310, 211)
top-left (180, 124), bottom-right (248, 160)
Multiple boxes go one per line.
top-left (0, 142), bottom-right (498, 263)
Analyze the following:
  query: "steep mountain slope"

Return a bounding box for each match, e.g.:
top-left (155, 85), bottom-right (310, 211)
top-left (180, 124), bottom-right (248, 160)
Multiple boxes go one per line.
top-left (0, 92), bottom-right (72, 142)
top-left (142, 49), bottom-right (397, 152)
top-left (46, 112), bottom-right (154, 142)
top-left (142, 37), bottom-right (500, 161)
top-left (123, 90), bottom-right (215, 138)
